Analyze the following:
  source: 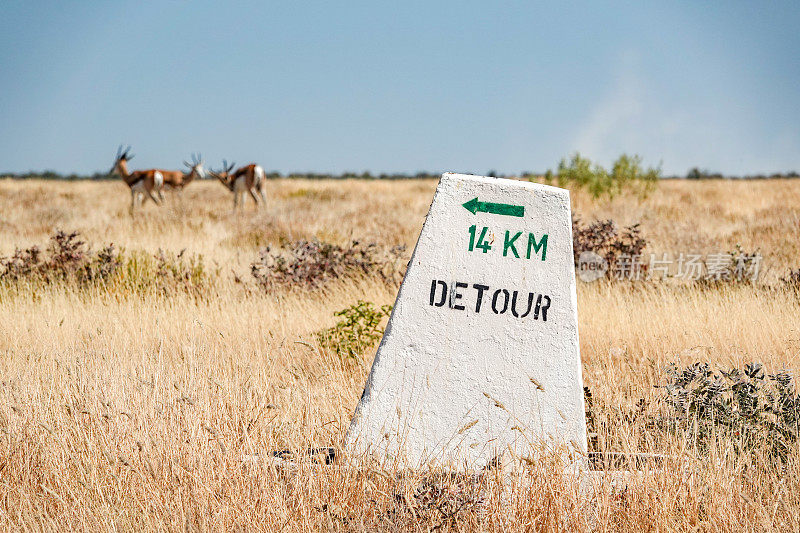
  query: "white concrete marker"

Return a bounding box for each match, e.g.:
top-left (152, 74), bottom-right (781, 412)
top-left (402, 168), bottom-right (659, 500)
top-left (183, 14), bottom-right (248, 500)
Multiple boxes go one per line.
top-left (346, 173), bottom-right (587, 469)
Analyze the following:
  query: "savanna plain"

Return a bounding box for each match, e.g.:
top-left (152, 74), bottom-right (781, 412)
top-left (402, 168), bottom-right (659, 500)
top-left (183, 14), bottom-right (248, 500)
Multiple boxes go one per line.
top-left (0, 177), bottom-right (799, 531)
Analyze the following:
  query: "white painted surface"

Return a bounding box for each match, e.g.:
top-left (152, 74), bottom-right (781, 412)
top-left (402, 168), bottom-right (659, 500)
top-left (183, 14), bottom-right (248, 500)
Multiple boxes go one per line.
top-left (346, 173), bottom-right (586, 469)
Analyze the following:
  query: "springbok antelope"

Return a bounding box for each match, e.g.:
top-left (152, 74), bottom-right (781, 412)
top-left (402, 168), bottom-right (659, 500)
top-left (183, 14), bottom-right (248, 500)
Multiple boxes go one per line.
top-left (156, 153), bottom-right (206, 192)
top-left (110, 145), bottom-right (164, 210)
top-left (209, 160), bottom-right (267, 209)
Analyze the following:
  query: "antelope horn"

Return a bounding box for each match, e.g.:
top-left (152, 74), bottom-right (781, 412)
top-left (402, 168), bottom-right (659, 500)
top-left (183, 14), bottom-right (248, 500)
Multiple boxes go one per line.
top-left (120, 146), bottom-right (134, 160)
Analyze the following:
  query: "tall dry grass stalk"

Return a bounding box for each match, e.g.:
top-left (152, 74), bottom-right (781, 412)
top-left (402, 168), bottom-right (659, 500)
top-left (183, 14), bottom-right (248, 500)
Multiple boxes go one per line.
top-left (0, 178), bottom-right (799, 530)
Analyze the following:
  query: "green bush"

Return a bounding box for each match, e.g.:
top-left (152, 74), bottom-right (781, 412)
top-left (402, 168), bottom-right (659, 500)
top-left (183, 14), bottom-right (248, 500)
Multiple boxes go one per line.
top-left (543, 153), bottom-right (660, 199)
top-left (658, 362), bottom-right (799, 463)
top-left (585, 362), bottom-right (800, 465)
top-left (317, 301), bottom-right (392, 360)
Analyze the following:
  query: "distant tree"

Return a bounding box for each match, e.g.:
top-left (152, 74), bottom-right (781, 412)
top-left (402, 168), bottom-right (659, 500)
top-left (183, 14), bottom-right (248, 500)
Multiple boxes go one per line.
top-left (547, 153), bottom-right (659, 200)
top-left (686, 167), bottom-right (703, 180)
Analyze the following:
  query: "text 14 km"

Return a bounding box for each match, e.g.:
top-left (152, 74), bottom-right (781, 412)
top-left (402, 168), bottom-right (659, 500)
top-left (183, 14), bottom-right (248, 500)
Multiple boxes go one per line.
top-left (467, 225), bottom-right (548, 260)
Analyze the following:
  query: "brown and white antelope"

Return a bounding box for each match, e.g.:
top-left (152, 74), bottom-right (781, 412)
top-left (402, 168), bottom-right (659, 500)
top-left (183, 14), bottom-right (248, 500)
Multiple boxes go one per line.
top-left (109, 145), bottom-right (164, 211)
top-left (209, 160), bottom-right (268, 209)
top-left (156, 153), bottom-right (207, 192)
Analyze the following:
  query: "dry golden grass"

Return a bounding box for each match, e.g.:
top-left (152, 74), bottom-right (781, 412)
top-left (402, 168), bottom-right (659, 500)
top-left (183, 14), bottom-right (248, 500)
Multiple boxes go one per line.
top-left (0, 177), bottom-right (799, 531)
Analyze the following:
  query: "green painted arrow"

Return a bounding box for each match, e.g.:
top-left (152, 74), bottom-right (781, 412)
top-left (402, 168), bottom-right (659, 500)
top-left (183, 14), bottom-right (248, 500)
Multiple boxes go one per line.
top-left (462, 197), bottom-right (525, 217)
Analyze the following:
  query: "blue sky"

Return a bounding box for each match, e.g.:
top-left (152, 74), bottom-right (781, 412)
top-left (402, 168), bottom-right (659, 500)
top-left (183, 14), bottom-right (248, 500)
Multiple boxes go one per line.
top-left (1, 1), bottom-right (798, 176)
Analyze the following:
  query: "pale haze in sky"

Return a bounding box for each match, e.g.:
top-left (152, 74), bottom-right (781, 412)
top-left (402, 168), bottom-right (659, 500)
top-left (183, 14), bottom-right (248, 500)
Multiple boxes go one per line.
top-left (0, 1), bottom-right (798, 176)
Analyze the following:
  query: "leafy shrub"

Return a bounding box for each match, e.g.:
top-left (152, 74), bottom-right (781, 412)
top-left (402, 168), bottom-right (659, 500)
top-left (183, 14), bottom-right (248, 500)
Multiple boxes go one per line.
top-left (657, 362), bottom-right (799, 462)
top-left (572, 216), bottom-right (647, 279)
top-left (544, 153), bottom-right (659, 199)
top-left (251, 240), bottom-right (406, 291)
top-left (586, 362), bottom-right (800, 465)
top-left (316, 301), bottom-right (392, 360)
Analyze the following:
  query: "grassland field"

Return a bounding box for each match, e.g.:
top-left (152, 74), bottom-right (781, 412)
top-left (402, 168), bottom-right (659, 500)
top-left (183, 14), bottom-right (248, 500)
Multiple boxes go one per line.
top-left (0, 177), bottom-right (799, 531)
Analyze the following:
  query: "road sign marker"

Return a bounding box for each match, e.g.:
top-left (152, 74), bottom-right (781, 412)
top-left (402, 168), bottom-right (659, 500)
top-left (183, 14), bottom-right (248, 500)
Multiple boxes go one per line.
top-left (347, 173), bottom-right (585, 469)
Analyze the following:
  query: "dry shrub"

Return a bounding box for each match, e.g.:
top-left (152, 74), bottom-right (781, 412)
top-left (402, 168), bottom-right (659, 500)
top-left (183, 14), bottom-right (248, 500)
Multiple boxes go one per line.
top-left (693, 244), bottom-right (762, 287)
top-left (782, 267), bottom-right (800, 289)
top-left (314, 470), bottom-right (491, 531)
top-left (393, 473), bottom-right (487, 527)
top-left (0, 230), bottom-right (215, 297)
top-left (298, 462), bottom-right (592, 531)
top-left (0, 230), bottom-right (120, 285)
top-left (251, 239), bottom-right (406, 291)
top-left (572, 216), bottom-right (647, 278)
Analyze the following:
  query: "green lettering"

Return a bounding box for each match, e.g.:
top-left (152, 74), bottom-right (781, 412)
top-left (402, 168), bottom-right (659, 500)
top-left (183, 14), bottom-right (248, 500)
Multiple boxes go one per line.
top-left (503, 231), bottom-right (521, 258)
top-left (475, 226), bottom-right (491, 253)
top-left (467, 225), bottom-right (476, 251)
top-left (526, 233), bottom-right (548, 261)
